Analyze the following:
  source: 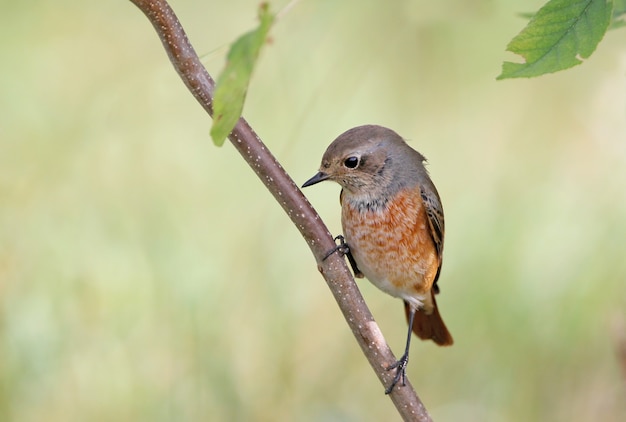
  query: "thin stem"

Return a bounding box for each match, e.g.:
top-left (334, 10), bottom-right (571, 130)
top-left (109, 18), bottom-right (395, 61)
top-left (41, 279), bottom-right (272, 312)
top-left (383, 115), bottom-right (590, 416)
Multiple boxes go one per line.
top-left (128, 1), bottom-right (432, 420)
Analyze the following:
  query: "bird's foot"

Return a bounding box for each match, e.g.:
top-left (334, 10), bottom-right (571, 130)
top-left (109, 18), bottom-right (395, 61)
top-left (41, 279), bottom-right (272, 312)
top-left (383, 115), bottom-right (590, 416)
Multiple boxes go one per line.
top-left (323, 235), bottom-right (350, 260)
top-left (323, 235), bottom-right (363, 278)
top-left (384, 352), bottom-right (409, 395)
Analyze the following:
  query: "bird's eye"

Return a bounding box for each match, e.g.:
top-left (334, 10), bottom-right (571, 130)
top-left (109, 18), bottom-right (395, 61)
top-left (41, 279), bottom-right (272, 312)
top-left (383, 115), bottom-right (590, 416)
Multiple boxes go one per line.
top-left (344, 156), bottom-right (359, 169)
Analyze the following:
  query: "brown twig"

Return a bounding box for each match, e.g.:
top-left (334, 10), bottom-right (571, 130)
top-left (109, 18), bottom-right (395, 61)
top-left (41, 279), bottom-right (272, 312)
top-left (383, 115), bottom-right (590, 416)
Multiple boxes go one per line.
top-left (128, 1), bottom-right (432, 420)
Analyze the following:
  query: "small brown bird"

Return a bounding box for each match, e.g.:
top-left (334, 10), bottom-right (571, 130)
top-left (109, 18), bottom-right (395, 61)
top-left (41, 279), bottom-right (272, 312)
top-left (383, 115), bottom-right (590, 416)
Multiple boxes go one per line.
top-left (303, 125), bottom-right (453, 394)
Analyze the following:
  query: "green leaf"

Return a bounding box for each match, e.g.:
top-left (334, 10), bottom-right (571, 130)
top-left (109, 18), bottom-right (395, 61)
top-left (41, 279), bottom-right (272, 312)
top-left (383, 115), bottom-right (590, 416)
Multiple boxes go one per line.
top-left (497, 0), bottom-right (613, 80)
top-left (610, 0), bottom-right (626, 28)
top-left (614, 0), bottom-right (626, 14)
top-left (210, 3), bottom-right (274, 146)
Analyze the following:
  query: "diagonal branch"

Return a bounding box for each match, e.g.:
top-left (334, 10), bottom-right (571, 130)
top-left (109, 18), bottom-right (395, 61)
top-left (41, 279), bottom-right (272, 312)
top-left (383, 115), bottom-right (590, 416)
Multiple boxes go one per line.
top-left (128, 1), bottom-right (432, 420)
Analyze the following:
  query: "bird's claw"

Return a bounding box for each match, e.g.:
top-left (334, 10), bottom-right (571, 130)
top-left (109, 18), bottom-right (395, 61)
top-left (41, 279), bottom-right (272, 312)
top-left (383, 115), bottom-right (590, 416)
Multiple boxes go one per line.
top-left (322, 235), bottom-right (350, 261)
top-left (322, 235), bottom-right (364, 278)
top-left (384, 353), bottom-right (409, 395)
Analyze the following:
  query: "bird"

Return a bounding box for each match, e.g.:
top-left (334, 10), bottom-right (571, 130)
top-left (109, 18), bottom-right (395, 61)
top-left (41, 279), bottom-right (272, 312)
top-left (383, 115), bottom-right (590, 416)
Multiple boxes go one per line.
top-left (302, 125), bottom-right (453, 394)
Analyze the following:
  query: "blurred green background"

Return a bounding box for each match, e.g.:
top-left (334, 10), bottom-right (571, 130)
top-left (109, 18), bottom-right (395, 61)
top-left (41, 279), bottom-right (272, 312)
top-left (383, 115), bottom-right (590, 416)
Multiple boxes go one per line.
top-left (1, 0), bottom-right (626, 421)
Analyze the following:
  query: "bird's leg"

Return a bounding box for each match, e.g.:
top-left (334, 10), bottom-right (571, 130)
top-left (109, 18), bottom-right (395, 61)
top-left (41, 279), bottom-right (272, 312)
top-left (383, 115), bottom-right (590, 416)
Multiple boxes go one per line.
top-left (322, 235), bottom-right (364, 278)
top-left (385, 307), bottom-right (416, 394)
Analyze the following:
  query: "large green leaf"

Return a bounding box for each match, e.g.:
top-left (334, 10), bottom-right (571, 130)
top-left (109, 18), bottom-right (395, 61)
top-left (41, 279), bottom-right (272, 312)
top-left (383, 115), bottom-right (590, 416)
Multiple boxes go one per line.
top-left (210, 4), bottom-right (274, 146)
top-left (498, 0), bottom-right (612, 79)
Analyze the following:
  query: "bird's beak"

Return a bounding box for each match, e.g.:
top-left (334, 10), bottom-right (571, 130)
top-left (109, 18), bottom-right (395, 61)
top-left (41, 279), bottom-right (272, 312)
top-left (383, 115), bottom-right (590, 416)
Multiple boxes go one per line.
top-left (302, 171), bottom-right (330, 188)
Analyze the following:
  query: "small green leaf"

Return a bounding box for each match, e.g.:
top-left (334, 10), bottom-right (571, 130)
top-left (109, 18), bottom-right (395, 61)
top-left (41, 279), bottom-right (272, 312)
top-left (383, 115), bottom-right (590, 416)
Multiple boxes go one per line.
top-left (498, 0), bottom-right (613, 80)
top-left (610, 0), bottom-right (626, 28)
top-left (614, 0), bottom-right (626, 14)
top-left (210, 3), bottom-right (274, 146)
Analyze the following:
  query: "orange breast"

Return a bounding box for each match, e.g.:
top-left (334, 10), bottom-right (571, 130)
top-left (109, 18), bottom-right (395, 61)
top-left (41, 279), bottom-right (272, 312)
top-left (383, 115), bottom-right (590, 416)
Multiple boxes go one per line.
top-left (341, 186), bottom-right (439, 298)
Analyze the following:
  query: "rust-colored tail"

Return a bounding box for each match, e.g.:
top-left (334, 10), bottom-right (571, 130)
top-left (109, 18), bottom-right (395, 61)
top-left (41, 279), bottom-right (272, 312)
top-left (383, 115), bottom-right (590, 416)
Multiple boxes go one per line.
top-left (404, 292), bottom-right (453, 346)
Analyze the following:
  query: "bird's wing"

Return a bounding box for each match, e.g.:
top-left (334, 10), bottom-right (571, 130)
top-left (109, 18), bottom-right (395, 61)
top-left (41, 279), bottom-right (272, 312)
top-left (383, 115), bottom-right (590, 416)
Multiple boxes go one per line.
top-left (420, 186), bottom-right (445, 287)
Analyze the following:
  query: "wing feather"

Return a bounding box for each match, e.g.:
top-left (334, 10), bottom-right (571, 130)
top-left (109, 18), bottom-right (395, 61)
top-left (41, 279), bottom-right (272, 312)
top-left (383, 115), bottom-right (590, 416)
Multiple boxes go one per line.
top-left (420, 187), bottom-right (445, 288)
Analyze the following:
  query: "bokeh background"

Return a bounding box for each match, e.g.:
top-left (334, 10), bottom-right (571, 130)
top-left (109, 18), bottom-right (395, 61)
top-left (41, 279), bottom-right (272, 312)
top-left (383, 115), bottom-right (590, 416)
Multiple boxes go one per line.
top-left (2, 0), bottom-right (626, 420)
